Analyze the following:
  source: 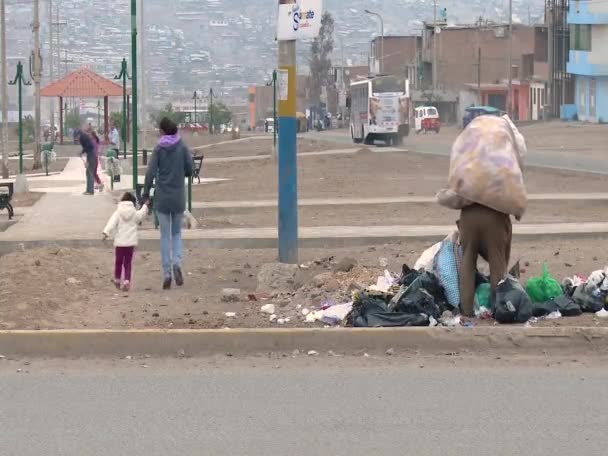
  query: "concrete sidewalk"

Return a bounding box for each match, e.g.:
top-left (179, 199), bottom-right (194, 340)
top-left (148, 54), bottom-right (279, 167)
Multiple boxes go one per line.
top-left (3, 222), bottom-right (608, 251)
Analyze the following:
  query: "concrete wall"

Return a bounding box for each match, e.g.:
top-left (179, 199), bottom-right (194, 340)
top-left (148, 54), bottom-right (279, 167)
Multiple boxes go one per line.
top-left (569, 1), bottom-right (608, 24)
top-left (424, 25), bottom-right (536, 91)
top-left (575, 75), bottom-right (608, 123)
top-left (590, 25), bottom-right (608, 65)
top-left (371, 36), bottom-right (418, 76)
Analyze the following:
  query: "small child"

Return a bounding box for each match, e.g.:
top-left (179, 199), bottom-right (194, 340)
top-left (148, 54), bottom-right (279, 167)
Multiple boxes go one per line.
top-left (102, 192), bottom-right (148, 291)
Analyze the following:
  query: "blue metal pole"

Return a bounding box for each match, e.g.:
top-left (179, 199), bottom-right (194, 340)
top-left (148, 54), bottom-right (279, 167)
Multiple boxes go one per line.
top-left (278, 39), bottom-right (298, 264)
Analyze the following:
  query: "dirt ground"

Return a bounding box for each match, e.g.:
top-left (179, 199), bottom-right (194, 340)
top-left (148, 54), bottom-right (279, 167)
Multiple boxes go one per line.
top-left (192, 148), bottom-right (608, 204)
top-left (10, 192), bottom-right (43, 208)
top-left (194, 199), bottom-right (608, 230)
top-left (7, 157), bottom-right (68, 176)
top-left (2, 238), bottom-right (607, 331)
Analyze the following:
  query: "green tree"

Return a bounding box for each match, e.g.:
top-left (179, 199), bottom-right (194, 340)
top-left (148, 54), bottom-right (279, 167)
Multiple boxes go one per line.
top-left (65, 107), bottom-right (81, 131)
top-left (209, 102), bottom-right (232, 130)
top-left (22, 115), bottom-right (35, 144)
top-left (150, 103), bottom-right (187, 128)
top-left (309, 12), bottom-right (335, 107)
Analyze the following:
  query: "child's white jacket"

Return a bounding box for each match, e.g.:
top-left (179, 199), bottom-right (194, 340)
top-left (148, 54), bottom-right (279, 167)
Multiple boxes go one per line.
top-left (103, 202), bottom-right (148, 247)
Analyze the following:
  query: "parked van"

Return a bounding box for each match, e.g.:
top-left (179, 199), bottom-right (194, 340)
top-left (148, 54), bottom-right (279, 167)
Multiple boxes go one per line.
top-left (415, 106), bottom-right (441, 134)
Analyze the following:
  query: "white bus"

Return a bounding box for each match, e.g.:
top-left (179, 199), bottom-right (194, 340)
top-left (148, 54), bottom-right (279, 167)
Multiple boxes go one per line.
top-left (349, 75), bottom-right (410, 146)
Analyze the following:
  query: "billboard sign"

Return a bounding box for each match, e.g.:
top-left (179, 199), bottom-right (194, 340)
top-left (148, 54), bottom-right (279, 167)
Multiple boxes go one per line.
top-left (277, 0), bottom-right (323, 41)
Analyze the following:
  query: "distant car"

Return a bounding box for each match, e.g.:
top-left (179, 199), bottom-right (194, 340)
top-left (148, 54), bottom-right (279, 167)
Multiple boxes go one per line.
top-left (463, 106), bottom-right (503, 129)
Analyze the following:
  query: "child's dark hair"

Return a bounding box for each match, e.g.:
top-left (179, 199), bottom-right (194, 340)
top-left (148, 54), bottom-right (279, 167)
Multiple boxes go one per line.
top-left (121, 192), bottom-right (137, 206)
top-left (159, 117), bottom-right (178, 136)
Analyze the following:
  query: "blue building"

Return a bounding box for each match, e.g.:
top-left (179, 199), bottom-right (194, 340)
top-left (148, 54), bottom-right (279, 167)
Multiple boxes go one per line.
top-left (567, 0), bottom-right (608, 122)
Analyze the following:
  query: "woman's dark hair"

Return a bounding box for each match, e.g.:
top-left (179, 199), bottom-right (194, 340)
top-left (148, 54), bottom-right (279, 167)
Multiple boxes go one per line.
top-left (121, 192), bottom-right (137, 206)
top-left (159, 117), bottom-right (178, 136)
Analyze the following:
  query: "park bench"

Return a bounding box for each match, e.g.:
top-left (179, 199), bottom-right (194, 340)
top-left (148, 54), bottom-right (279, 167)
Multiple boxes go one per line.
top-left (193, 155), bottom-right (204, 184)
top-left (0, 182), bottom-right (14, 220)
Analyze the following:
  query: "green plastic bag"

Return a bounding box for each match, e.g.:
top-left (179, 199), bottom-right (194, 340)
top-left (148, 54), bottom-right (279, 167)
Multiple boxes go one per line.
top-left (525, 264), bottom-right (563, 304)
top-left (474, 283), bottom-right (492, 315)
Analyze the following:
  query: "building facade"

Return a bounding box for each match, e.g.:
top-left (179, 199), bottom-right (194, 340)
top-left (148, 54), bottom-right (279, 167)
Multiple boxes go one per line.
top-left (567, 0), bottom-right (608, 122)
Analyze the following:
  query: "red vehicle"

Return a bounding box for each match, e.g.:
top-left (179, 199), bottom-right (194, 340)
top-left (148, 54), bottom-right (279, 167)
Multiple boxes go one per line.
top-left (415, 106), bottom-right (441, 134)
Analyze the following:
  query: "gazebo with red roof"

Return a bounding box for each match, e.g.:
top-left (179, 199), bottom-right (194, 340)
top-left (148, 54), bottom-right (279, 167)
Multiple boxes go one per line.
top-left (41, 67), bottom-right (129, 144)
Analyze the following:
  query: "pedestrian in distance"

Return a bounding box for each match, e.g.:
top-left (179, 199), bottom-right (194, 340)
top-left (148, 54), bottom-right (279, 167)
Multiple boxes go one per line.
top-left (76, 129), bottom-right (96, 195)
top-left (110, 121), bottom-right (121, 154)
top-left (90, 130), bottom-right (104, 192)
top-left (102, 192), bottom-right (148, 292)
top-left (142, 117), bottom-right (194, 290)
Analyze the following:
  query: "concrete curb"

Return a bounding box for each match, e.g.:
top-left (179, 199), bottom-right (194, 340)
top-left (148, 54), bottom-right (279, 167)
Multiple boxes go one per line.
top-left (1, 327), bottom-right (607, 358)
top-left (2, 230), bottom-right (608, 255)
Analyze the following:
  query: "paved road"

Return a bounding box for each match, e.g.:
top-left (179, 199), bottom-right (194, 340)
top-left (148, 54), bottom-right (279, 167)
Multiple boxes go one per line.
top-left (307, 130), bottom-right (608, 175)
top-left (1, 357), bottom-right (606, 455)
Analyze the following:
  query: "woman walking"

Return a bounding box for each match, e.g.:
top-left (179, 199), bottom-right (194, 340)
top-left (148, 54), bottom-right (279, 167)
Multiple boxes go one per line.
top-left (142, 118), bottom-right (193, 290)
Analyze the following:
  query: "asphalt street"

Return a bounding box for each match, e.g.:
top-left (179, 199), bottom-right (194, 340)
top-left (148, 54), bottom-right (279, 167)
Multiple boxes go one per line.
top-left (308, 130), bottom-right (608, 175)
top-left (0, 356), bottom-right (607, 455)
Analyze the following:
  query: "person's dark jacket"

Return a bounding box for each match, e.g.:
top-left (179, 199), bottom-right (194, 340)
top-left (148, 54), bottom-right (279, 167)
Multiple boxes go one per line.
top-left (79, 132), bottom-right (96, 162)
top-left (143, 136), bottom-right (193, 214)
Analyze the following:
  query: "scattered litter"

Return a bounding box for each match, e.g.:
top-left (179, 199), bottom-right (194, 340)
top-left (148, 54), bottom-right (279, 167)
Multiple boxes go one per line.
top-left (301, 308), bottom-right (310, 317)
top-left (277, 318), bottom-right (286, 325)
top-left (224, 312), bottom-right (237, 318)
top-left (306, 302), bottom-right (354, 326)
top-left (125, 355), bottom-right (132, 360)
top-left (260, 304), bottom-right (276, 315)
top-left (221, 289), bottom-right (241, 303)
top-left (378, 257), bottom-right (389, 268)
top-left (596, 308), bottom-right (608, 318)
top-left (269, 314), bottom-right (277, 323)
top-left (545, 310), bottom-right (562, 320)
top-left (307, 350), bottom-right (319, 356)
top-left (368, 270), bottom-right (397, 293)
top-left (385, 348), bottom-right (395, 356)
top-left (66, 277), bottom-right (80, 286)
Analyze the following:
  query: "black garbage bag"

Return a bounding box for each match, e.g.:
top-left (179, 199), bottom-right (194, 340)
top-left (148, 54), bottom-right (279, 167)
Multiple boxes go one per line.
top-left (494, 276), bottom-right (534, 324)
top-left (389, 272), bottom-right (450, 318)
top-left (573, 284), bottom-right (606, 313)
top-left (399, 264), bottom-right (420, 288)
top-left (348, 292), bottom-right (430, 328)
top-left (533, 295), bottom-right (582, 318)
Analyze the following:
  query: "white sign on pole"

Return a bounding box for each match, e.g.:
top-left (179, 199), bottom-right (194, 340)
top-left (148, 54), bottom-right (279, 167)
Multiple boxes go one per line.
top-left (277, 69), bottom-right (289, 101)
top-left (277, 0), bottom-right (323, 41)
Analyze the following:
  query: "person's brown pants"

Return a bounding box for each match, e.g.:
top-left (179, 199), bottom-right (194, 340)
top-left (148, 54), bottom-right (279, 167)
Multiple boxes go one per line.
top-left (459, 204), bottom-right (512, 317)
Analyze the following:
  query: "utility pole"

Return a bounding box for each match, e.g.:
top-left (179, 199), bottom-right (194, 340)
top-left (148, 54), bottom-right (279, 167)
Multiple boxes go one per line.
top-left (139, 0), bottom-right (147, 149)
top-left (1, 0), bottom-right (9, 179)
top-left (507, 0), bottom-right (513, 117)
top-left (51, 4), bottom-right (67, 142)
top-left (131, 0), bottom-right (138, 192)
top-left (546, 2), bottom-right (554, 120)
top-left (32, 0), bottom-right (42, 169)
top-left (272, 70), bottom-right (277, 160)
top-left (477, 48), bottom-right (482, 105)
top-left (49, 0), bottom-right (54, 144)
top-left (365, 10), bottom-right (384, 74)
top-left (432, 0), bottom-right (438, 98)
top-left (277, 0), bottom-right (299, 264)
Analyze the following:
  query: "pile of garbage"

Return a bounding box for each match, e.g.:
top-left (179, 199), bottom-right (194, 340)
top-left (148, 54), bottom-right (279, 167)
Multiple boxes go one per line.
top-left (254, 244), bottom-right (608, 328)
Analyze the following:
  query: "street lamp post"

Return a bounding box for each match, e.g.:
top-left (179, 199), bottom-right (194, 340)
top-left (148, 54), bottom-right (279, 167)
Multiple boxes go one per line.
top-left (8, 62), bottom-right (31, 178)
top-left (193, 90), bottom-right (198, 129)
top-left (365, 9), bottom-right (384, 74)
top-left (113, 58), bottom-right (130, 160)
top-left (209, 88), bottom-right (214, 135)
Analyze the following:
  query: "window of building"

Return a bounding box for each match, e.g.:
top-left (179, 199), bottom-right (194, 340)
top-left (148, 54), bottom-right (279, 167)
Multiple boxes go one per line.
top-left (570, 24), bottom-right (592, 51)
